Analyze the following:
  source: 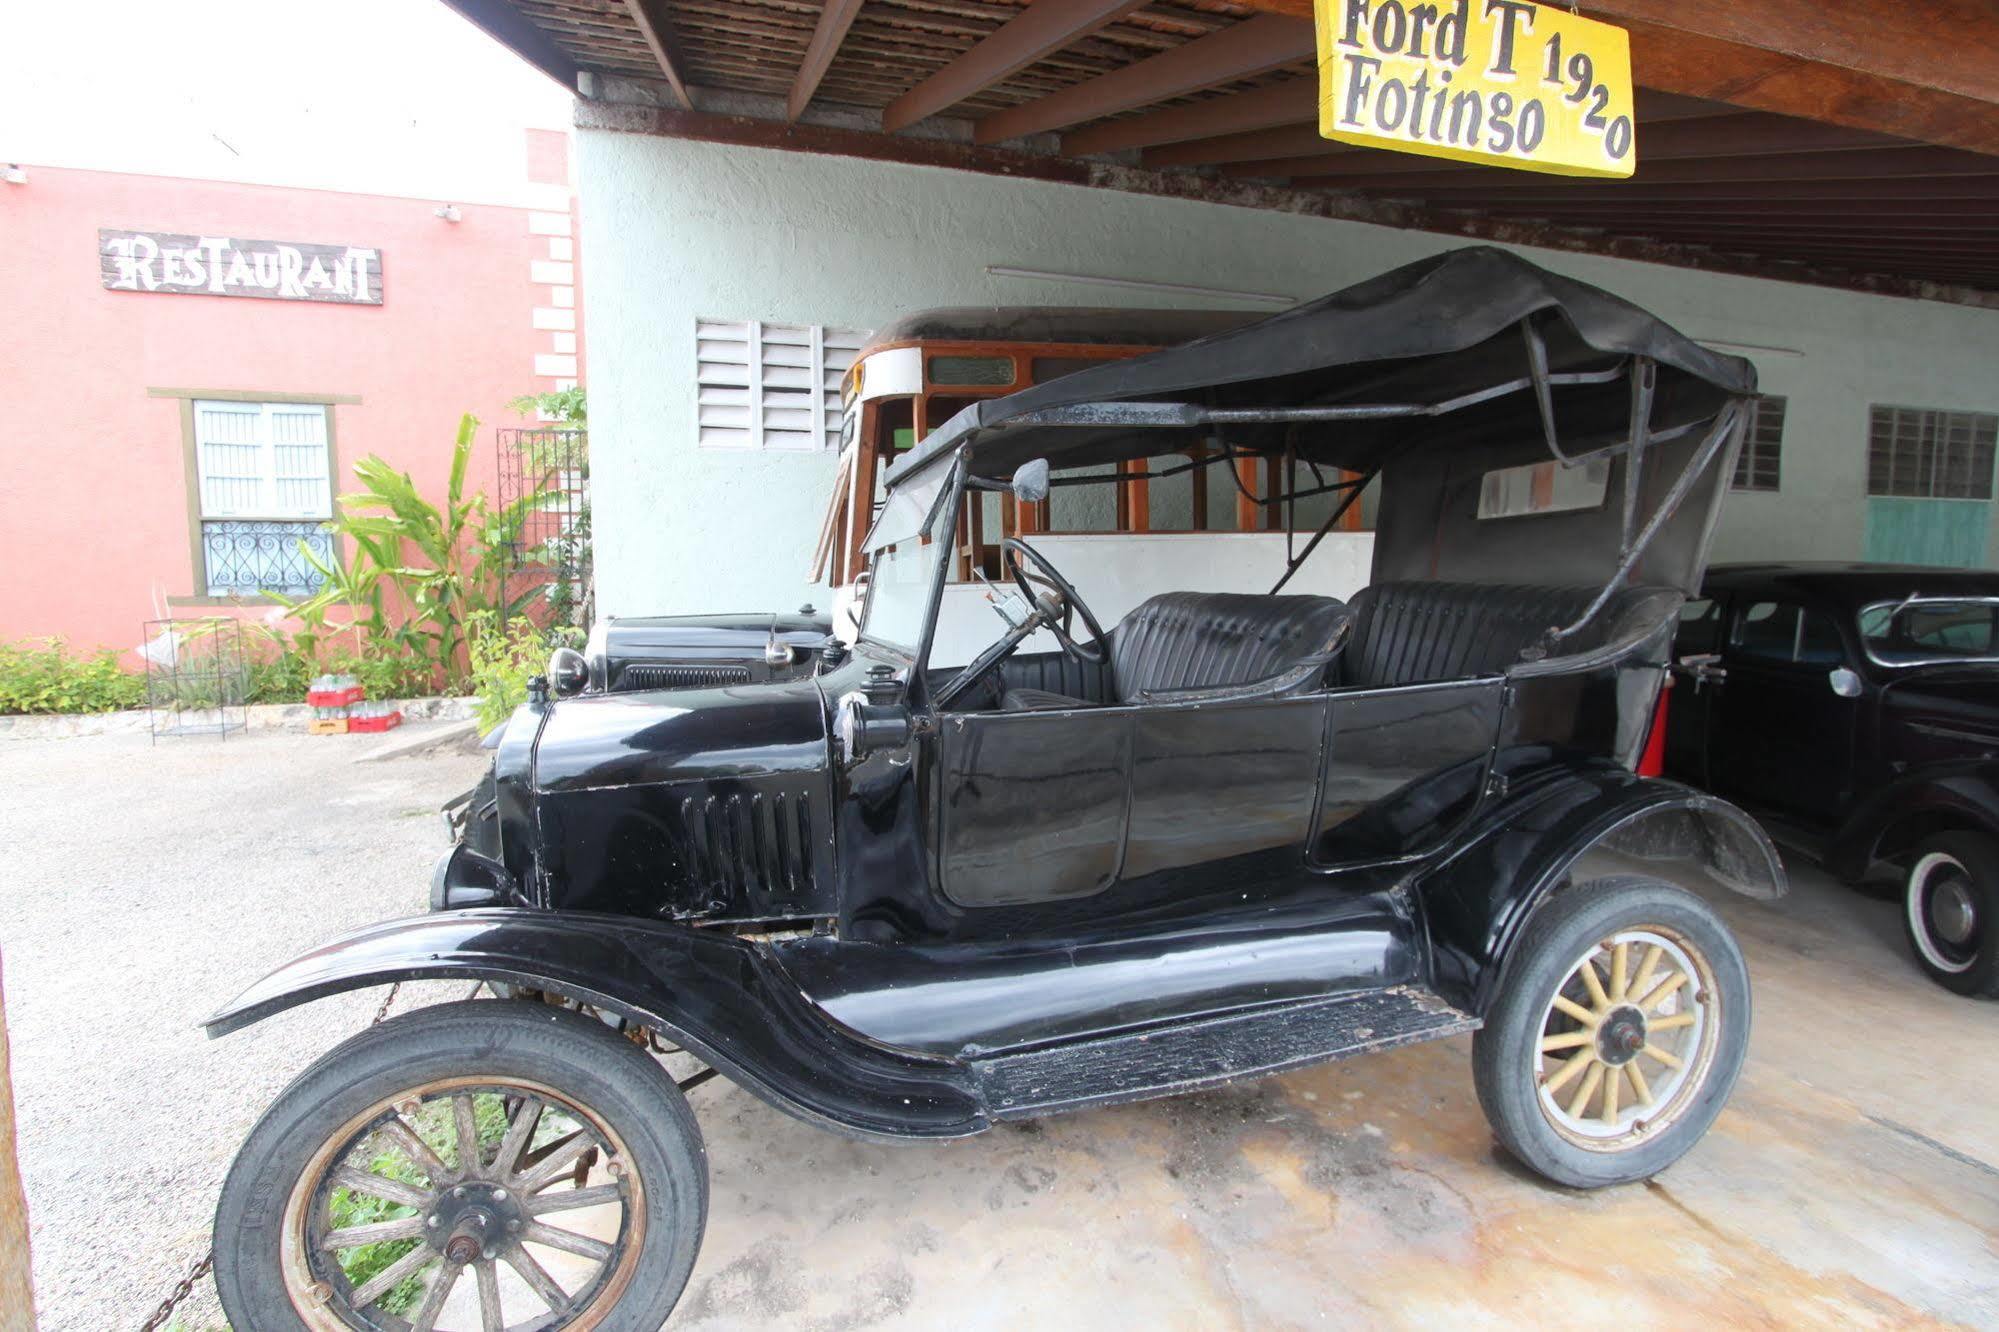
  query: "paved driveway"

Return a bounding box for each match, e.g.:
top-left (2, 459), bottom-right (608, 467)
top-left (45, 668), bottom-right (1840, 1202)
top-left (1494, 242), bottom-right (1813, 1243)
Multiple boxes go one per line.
top-left (2, 728), bottom-right (1996, 1330)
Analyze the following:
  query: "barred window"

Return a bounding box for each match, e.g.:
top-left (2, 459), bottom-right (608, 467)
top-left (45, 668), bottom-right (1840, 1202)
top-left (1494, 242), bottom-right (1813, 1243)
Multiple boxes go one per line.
top-left (695, 319), bottom-right (868, 451)
top-left (192, 401), bottom-right (333, 597)
top-left (1731, 395), bottom-right (1785, 492)
top-left (1868, 404), bottom-right (1999, 500)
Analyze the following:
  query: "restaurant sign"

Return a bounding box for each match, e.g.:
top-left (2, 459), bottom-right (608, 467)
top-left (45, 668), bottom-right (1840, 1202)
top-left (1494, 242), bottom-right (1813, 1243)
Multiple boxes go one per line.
top-left (1314, 0), bottom-right (1636, 178)
top-left (99, 230), bottom-right (384, 305)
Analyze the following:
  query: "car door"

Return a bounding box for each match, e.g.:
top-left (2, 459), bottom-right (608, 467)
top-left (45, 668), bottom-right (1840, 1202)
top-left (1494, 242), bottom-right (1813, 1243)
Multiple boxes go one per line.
top-left (1708, 596), bottom-right (1858, 821)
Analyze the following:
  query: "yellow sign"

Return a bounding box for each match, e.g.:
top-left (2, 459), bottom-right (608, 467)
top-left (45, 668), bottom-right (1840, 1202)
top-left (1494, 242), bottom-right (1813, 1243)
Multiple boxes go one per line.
top-left (1314, 0), bottom-right (1636, 177)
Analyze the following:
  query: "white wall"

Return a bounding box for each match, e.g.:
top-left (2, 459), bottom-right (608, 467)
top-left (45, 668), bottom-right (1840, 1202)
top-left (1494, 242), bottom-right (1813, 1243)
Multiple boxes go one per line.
top-left (577, 130), bottom-right (1999, 620)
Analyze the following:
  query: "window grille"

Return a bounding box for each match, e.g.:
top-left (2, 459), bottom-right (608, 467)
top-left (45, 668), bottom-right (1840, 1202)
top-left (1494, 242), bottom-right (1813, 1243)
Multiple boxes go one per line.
top-left (192, 401), bottom-right (332, 596)
top-left (1868, 404), bottom-right (1999, 500)
top-left (1731, 395), bottom-right (1785, 492)
top-left (696, 319), bottom-right (867, 451)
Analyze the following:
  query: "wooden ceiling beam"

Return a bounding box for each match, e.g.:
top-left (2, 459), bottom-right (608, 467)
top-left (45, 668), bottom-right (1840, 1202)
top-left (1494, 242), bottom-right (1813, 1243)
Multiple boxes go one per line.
top-left (880, 0), bottom-right (1150, 132)
top-left (1061, 77), bottom-right (1313, 156)
top-left (973, 14), bottom-right (1314, 145)
top-left (623, 0), bottom-right (694, 107)
top-left (435, 0), bottom-right (581, 89)
top-left (785, 0), bottom-right (868, 121)
top-left (1231, 0), bottom-right (1999, 153)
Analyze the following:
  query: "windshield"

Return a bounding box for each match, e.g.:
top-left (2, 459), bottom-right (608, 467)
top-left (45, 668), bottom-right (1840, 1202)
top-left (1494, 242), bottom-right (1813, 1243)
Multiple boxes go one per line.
top-left (858, 461), bottom-right (955, 655)
top-left (1858, 598), bottom-right (1999, 666)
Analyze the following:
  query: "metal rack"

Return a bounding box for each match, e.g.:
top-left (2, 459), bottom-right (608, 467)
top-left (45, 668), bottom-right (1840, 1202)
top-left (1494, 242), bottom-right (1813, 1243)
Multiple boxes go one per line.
top-left (142, 618), bottom-right (249, 742)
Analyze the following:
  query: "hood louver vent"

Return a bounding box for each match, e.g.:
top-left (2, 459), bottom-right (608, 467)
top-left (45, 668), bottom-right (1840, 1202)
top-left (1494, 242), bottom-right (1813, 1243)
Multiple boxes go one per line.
top-left (620, 663), bottom-right (753, 691)
top-left (679, 789), bottom-right (815, 909)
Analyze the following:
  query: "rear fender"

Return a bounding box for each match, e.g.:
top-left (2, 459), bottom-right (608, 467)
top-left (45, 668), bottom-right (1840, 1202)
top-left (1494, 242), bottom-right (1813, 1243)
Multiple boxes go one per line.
top-left (203, 909), bottom-right (985, 1141)
top-left (1826, 763), bottom-right (1999, 882)
top-left (1414, 767), bottom-right (1783, 1014)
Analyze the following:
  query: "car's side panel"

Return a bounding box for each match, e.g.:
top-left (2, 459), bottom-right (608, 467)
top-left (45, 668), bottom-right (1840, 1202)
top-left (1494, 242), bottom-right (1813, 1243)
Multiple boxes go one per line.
top-left (1124, 694), bottom-right (1327, 882)
top-left (202, 909), bottom-right (989, 1141)
top-left (936, 707), bottom-right (1134, 906)
top-left (1311, 680), bottom-right (1502, 867)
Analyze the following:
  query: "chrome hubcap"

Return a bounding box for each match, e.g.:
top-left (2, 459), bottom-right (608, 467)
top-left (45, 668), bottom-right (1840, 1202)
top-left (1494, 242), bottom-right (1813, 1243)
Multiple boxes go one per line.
top-left (1932, 878), bottom-right (1978, 945)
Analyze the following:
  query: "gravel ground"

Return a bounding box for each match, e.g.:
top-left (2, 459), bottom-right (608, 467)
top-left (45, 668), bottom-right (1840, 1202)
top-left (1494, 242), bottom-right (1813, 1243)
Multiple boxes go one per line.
top-left (0, 726), bottom-right (488, 1331)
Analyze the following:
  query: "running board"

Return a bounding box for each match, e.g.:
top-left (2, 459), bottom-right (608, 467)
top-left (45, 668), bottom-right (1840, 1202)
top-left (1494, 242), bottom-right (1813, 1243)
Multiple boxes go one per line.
top-left (971, 986), bottom-right (1478, 1121)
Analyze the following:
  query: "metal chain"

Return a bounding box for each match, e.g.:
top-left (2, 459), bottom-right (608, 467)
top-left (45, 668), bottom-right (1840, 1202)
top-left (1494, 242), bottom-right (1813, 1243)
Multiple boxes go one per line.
top-left (133, 981), bottom-right (411, 1329)
top-left (135, 1251), bottom-right (213, 1332)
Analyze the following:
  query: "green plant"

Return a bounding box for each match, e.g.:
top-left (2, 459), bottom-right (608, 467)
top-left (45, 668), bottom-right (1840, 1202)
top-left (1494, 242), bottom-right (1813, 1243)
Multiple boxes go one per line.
top-left (507, 383), bottom-right (586, 427)
top-left (467, 612), bottom-right (581, 734)
top-left (273, 414), bottom-right (556, 692)
top-left (0, 639), bottom-right (146, 714)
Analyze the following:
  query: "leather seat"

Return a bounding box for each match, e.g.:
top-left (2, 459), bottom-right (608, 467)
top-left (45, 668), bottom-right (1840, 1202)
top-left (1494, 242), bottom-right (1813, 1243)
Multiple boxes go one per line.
top-left (1001, 591), bottom-right (1352, 711)
top-left (1337, 581), bottom-right (1630, 688)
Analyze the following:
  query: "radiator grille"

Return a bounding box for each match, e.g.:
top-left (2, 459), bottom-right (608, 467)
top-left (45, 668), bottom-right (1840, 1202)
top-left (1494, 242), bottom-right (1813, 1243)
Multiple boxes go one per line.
top-left (679, 789), bottom-right (815, 905)
top-left (617, 662), bottom-right (753, 691)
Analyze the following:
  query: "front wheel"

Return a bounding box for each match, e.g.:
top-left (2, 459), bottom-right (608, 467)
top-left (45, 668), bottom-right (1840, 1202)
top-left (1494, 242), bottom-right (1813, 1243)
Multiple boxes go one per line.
top-left (214, 999), bottom-right (708, 1331)
top-left (1903, 832), bottom-right (1999, 997)
top-left (1472, 876), bottom-right (1750, 1188)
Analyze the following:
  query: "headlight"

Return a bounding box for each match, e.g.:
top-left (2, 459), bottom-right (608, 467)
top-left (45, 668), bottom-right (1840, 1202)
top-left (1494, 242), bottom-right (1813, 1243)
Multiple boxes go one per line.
top-left (548, 646), bottom-right (589, 697)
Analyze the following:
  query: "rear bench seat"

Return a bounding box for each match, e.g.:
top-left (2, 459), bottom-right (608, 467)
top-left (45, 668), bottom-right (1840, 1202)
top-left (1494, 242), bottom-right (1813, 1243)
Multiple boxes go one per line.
top-left (1338, 582), bottom-right (1653, 688)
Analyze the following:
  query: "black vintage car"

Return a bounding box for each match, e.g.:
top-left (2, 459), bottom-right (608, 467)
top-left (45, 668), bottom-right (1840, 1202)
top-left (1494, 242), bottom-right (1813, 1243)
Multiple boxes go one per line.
top-left (205, 248), bottom-right (1784, 1331)
top-left (1666, 562), bottom-right (1999, 997)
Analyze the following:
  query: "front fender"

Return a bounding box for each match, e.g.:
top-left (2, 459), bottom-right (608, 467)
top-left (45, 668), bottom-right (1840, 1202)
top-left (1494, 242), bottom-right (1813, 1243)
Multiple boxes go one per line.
top-left (1415, 766), bottom-right (1784, 1013)
top-left (204, 909), bottom-right (986, 1141)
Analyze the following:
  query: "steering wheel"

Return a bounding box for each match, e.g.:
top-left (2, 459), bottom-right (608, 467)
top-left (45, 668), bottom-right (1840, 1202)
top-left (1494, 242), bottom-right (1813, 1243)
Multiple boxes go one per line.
top-left (933, 538), bottom-right (1110, 710)
top-left (1002, 537), bottom-right (1108, 665)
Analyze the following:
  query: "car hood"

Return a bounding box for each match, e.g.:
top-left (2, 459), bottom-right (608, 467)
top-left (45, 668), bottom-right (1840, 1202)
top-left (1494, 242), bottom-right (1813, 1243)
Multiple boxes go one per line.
top-left (1881, 669), bottom-right (1999, 761)
top-left (531, 676), bottom-right (831, 793)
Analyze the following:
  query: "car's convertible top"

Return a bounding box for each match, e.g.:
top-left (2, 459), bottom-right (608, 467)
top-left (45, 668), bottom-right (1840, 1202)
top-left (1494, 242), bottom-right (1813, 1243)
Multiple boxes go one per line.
top-left (887, 246), bottom-right (1756, 486)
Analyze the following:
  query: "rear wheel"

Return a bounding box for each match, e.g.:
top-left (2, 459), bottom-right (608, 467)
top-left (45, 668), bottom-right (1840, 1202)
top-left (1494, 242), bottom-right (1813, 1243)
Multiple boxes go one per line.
top-left (1473, 876), bottom-right (1750, 1188)
top-left (214, 999), bottom-right (707, 1331)
top-left (1903, 832), bottom-right (1999, 997)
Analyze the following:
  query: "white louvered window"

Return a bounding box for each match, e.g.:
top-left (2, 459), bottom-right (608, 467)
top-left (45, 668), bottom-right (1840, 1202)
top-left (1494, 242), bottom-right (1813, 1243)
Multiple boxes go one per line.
top-left (696, 319), bottom-right (867, 451)
top-left (192, 401), bottom-right (334, 597)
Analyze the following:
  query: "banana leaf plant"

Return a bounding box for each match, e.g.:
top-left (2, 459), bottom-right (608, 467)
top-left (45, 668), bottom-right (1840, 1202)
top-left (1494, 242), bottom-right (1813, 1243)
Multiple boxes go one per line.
top-left (266, 414), bottom-right (562, 687)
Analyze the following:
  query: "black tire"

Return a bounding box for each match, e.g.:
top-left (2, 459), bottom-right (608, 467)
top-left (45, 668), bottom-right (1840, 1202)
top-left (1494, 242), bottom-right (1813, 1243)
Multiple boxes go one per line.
top-left (214, 999), bottom-right (708, 1331)
top-left (1472, 875), bottom-right (1751, 1189)
top-left (1902, 832), bottom-right (1999, 998)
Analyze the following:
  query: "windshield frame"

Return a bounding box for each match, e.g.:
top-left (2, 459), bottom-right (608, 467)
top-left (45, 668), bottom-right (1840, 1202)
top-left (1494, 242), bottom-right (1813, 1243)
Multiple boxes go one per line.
top-left (1857, 596), bottom-right (1999, 669)
top-left (856, 453), bottom-right (964, 663)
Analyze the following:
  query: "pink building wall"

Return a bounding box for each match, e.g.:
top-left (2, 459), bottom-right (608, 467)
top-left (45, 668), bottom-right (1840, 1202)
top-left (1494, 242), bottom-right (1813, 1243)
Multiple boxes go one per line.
top-left (0, 160), bottom-right (582, 654)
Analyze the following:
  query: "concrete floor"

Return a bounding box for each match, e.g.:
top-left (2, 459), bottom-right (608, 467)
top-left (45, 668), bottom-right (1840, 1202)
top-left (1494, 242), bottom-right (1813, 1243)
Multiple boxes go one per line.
top-left (3, 728), bottom-right (1996, 1330)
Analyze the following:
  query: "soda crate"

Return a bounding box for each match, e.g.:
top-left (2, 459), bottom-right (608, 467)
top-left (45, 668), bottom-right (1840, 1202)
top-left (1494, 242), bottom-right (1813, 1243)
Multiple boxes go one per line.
top-left (348, 710), bottom-right (404, 734)
top-left (308, 718), bottom-right (350, 735)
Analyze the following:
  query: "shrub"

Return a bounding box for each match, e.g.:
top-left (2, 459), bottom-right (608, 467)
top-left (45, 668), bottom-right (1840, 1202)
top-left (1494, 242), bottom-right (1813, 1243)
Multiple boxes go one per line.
top-left (467, 613), bottom-right (580, 735)
top-left (0, 640), bottom-right (146, 715)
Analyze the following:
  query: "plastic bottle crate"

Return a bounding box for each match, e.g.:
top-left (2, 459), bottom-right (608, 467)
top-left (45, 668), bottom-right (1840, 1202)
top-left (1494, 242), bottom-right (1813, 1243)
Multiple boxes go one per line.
top-left (307, 672), bottom-right (365, 709)
top-left (348, 707), bottom-right (404, 733)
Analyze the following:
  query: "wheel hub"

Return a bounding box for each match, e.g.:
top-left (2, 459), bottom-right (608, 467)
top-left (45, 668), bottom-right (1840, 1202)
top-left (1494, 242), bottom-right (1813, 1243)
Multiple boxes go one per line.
top-left (1932, 878), bottom-right (1978, 945)
top-left (426, 1180), bottom-right (521, 1262)
top-left (1595, 1005), bottom-right (1647, 1066)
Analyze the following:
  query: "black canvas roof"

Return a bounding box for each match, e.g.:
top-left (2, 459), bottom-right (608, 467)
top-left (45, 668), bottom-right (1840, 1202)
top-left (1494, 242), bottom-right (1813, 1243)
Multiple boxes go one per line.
top-left (886, 247), bottom-right (1757, 487)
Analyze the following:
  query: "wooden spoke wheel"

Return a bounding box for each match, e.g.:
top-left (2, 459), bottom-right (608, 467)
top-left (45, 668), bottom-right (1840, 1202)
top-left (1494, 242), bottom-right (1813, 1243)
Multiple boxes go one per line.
top-left (215, 1001), bottom-right (708, 1332)
top-left (1473, 876), bottom-right (1750, 1188)
top-left (1533, 928), bottom-right (1722, 1149)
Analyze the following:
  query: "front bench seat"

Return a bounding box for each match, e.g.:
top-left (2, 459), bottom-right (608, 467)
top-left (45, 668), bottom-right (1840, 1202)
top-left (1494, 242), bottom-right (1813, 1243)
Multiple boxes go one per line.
top-left (1002, 591), bottom-right (1352, 711)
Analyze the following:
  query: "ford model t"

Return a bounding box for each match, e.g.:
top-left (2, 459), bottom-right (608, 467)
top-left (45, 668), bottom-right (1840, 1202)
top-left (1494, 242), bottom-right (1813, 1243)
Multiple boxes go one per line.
top-left (207, 248), bottom-right (1782, 1330)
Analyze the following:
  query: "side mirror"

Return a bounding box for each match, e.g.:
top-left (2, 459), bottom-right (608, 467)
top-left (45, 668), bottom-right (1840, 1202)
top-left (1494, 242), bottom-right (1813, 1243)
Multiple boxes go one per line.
top-left (1012, 458), bottom-right (1050, 505)
top-left (1829, 666), bottom-right (1862, 699)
